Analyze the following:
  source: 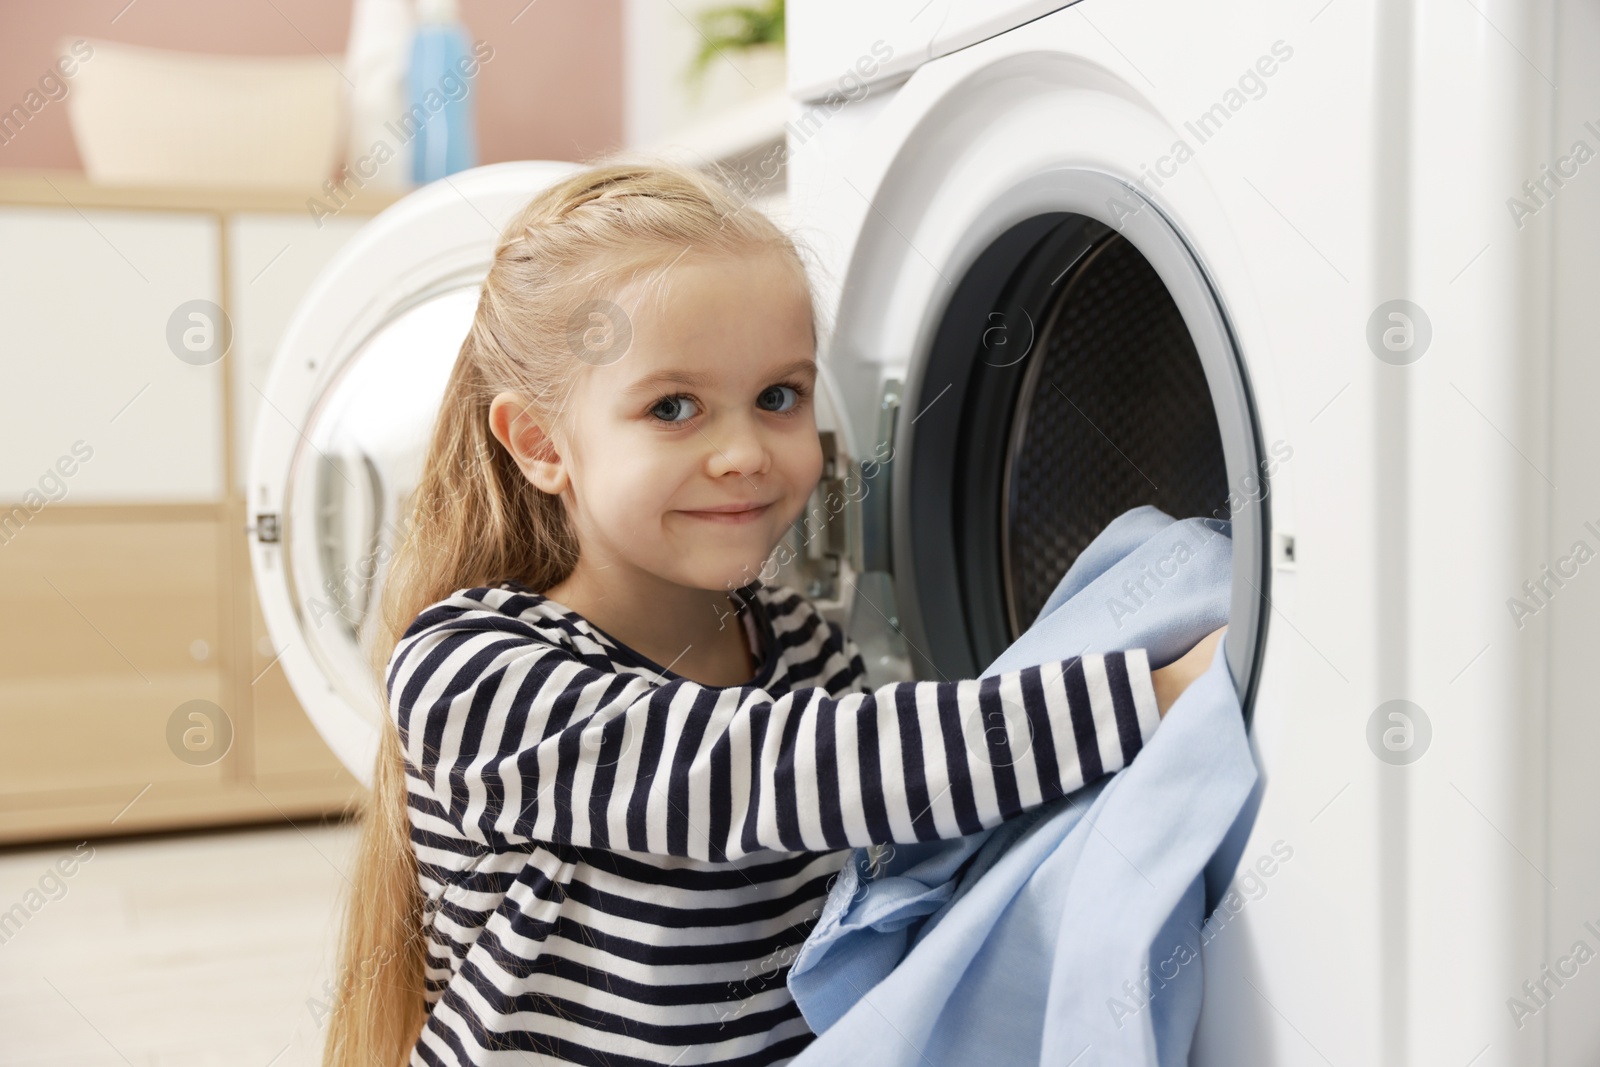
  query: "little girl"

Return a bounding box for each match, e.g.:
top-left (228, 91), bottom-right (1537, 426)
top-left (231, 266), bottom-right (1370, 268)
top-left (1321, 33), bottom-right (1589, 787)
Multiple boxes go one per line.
top-left (323, 160), bottom-right (1224, 1067)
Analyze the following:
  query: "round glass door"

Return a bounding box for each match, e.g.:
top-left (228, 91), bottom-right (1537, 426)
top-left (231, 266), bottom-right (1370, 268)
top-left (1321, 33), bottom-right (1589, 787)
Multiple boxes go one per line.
top-left (279, 285), bottom-right (478, 723)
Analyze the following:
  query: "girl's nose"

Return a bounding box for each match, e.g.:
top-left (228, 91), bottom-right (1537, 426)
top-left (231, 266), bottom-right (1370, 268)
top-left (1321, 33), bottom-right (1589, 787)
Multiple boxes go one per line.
top-left (705, 413), bottom-right (772, 479)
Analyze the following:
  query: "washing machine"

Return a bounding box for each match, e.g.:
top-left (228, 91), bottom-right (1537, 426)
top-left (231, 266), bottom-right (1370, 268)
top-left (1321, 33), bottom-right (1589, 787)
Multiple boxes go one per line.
top-left (779, 0), bottom-right (1600, 1065)
top-left (246, 1), bottom-right (1600, 1063)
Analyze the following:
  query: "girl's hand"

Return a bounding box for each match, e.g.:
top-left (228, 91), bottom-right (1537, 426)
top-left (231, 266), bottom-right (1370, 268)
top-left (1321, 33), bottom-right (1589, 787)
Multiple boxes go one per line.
top-left (1151, 626), bottom-right (1228, 718)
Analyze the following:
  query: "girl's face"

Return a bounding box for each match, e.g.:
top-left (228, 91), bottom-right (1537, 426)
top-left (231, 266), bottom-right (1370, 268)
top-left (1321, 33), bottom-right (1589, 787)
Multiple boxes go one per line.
top-left (506, 248), bottom-right (824, 597)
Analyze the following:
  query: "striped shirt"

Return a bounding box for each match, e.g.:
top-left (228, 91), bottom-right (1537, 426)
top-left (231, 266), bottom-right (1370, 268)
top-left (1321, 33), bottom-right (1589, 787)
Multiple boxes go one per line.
top-left (385, 578), bottom-right (1163, 1066)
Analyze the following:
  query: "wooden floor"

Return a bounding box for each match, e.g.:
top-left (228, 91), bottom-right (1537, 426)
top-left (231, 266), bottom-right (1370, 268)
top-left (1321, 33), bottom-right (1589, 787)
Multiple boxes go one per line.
top-left (0, 819), bottom-right (359, 1066)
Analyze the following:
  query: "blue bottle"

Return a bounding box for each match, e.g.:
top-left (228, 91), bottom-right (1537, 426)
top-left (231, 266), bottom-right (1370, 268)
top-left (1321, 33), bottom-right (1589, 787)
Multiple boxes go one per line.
top-left (407, 0), bottom-right (479, 183)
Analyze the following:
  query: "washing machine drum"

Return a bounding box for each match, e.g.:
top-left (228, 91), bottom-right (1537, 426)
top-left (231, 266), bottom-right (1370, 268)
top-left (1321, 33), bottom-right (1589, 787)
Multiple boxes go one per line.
top-left (894, 211), bottom-right (1259, 683)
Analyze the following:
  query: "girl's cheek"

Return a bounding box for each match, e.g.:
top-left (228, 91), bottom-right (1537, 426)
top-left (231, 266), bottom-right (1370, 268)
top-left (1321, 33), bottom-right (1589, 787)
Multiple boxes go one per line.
top-left (794, 430), bottom-right (825, 486)
top-left (623, 451), bottom-right (687, 505)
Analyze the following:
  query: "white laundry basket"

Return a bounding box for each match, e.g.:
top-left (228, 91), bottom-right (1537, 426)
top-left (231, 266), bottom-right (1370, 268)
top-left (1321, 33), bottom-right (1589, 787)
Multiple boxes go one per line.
top-left (64, 37), bottom-right (344, 189)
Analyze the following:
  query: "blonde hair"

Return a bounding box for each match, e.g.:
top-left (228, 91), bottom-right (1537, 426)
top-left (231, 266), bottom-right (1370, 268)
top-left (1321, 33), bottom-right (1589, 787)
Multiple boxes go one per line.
top-left (321, 157), bottom-right (818, 1067)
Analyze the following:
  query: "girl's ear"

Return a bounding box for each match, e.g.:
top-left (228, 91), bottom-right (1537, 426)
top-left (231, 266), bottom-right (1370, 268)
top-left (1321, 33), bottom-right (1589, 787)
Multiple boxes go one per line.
top-left (489, 391), bottom-right (567, 494)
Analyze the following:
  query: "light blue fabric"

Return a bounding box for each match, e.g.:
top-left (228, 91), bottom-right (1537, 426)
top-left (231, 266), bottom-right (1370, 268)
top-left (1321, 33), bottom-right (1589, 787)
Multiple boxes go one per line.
top-left (787, 505), bottom-right (1262, 1066)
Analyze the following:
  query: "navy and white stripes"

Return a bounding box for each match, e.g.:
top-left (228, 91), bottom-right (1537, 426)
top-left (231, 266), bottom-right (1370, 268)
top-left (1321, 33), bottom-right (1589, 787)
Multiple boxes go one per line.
top-left (384, 579), bottom-right (1161, 1066)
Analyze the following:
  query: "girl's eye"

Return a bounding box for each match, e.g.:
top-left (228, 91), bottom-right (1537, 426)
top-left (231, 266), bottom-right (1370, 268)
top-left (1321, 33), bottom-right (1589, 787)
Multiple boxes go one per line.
top-left (752, 385), bottom-right (796, 415)
top-left (649, 394), bottom-right (699, 423)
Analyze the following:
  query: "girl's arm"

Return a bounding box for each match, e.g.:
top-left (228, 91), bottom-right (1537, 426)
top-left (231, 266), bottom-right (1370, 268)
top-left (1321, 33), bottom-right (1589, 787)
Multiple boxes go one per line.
top-left (388, 607), bottom-right (1172, 861)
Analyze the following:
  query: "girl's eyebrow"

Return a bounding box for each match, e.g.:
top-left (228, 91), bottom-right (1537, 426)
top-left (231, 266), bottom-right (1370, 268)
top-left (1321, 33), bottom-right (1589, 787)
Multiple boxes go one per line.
top-left (624, 369), bottom-right (712, 396)
top-left (623, 358), bottom-right (817, 396)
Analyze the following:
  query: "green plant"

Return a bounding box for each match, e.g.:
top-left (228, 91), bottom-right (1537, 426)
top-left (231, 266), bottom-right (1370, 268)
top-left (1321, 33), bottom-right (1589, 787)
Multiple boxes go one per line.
top-left (685, 0), bottom-right (784, 89)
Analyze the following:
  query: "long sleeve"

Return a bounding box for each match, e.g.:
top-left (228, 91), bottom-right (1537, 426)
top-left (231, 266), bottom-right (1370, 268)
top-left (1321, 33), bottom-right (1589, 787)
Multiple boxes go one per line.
top-left (387, 603), bottom-right (1162, 862)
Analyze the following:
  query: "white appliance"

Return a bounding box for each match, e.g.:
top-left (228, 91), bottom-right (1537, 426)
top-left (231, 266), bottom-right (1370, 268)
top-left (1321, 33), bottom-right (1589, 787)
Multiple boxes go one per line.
top-left (780, 0), bottom-right (1600, 1065)
top-left (246, 1), bottom-right (1600, 1063)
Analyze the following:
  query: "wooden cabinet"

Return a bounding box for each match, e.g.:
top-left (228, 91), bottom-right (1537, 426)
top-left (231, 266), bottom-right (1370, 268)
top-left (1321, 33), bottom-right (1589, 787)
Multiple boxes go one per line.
top-left (0, 173), bottom-right (400, 845)
top-left (0, 207), bottom-right (223, 502)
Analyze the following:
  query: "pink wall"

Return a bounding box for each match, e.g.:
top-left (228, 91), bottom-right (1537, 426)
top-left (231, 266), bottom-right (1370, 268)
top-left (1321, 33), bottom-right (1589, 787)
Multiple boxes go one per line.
top-left (0, 0), bottom-right (623, 174)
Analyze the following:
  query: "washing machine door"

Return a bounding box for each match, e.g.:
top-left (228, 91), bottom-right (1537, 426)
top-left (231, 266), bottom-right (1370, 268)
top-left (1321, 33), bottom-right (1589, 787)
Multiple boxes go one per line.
top-left (832, 169), bottom-right (1271, 715)
top-left (246, 161), bottom-right (583, 787)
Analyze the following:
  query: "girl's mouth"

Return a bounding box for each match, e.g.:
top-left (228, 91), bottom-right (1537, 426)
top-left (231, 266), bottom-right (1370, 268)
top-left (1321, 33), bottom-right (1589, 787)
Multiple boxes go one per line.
top-left (678, 503), bottom-right (772, 525)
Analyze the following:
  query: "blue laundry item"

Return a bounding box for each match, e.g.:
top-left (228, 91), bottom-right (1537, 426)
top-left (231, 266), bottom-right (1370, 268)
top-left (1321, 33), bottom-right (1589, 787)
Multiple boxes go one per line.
top-left (787, 505), bottom-right (1261, 1066)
